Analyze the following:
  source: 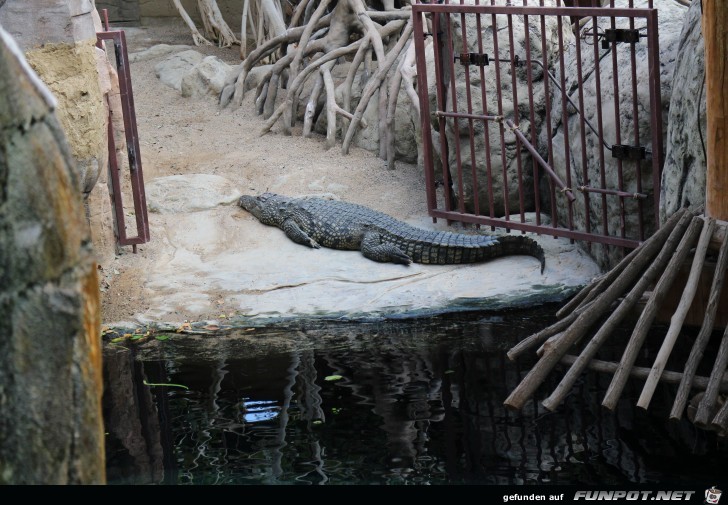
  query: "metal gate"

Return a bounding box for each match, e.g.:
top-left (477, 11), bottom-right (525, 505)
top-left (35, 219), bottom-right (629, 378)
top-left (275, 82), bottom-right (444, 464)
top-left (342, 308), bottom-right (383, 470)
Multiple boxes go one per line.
top-left (412, 0), bottom-right (663, 249)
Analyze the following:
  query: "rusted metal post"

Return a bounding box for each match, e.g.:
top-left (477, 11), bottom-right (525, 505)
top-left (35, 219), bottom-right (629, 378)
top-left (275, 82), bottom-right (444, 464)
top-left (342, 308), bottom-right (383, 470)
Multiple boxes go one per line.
top-left (703, 0), bottom-right (728, 220)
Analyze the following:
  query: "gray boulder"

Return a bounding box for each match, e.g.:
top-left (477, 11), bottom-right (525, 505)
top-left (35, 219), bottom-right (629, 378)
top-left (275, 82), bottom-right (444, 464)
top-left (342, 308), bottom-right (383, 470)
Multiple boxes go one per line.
top-left (129, 43), bottom-right (191, 63)
top-left (180, 55), bottom-right (232, 98)
top-left (154, 49), bottom-right (203, 91)
top-left (660, 0), bottom-right (705, 222)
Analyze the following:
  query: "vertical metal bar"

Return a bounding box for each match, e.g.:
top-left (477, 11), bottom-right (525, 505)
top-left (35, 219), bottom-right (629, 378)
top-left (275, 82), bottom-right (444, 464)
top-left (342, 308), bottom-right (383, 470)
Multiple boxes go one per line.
top-left (627, 0), bottom-right (644, 240)
top-left (431, 9), bottom-right (453, 217)
top-left (592, 13), bottom-right (608, 238)
top-left (556, 9), bottom-right (574, 237)
top-left (413, 7), bottom-right (438, 214)
top-left (646, 8), bottom-right (663, 223)
top-left (574, 7), bottom-right (591, 247)
top-left (458, 0), bottom-right (481, 218)
top-left (506, 10), bottom-right (524, 225)
top-left (445, 0), bottom-right (466, 214)
top-left (539, 3), bottom-right (558, 234)
top-left (491, 1), bottom-right (510, 229)
top-left (609, 0), bottom-right (626, 244)
top-left (474, 0), bottom-right (496, 229)
top-left (117, 31), bottom-right (150, 244)
top-left (522, 1), bottom-right (540, 227)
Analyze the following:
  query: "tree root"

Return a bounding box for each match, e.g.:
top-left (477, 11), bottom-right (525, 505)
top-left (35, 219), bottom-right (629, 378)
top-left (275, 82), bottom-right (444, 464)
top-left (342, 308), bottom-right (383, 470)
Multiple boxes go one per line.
top-left (220, 0), bottom-right (421, 164)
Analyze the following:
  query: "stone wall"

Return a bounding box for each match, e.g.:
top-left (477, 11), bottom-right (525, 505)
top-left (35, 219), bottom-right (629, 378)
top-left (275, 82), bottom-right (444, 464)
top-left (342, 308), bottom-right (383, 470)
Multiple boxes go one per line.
top-left (659, 0), bottom-right (706, 222)
top-left (0, 0), bottom-right (117, 266)
top-left (0, 25), bottom-right (104, 484)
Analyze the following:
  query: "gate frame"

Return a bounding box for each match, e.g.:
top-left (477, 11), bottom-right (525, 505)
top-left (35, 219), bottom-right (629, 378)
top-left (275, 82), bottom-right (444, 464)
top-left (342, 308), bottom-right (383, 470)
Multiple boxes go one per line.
top-left (412, 1), bottom-right (663, 249)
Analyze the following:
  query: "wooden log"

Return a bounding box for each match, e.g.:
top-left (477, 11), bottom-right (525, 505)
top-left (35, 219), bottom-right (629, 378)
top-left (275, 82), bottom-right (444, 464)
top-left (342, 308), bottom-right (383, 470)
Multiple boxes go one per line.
top-left (559, 355), bottom-right (728, 392)
top-left (703, 0), bottom-right (728, 220)
top-left (504, 209), bottom-right (696, 410)
top-left (511, 208), bottom-right (689, 361)
top-left (555, 278), bottom-right (599, 319)
top-left (712, 396), bottom-right (728, 432)
top-left (695, 323), bottom-right (728, 425)
top-left (542, 217), bottom-right (705, 411)
top-left (637, 218), bottom-right (716, 410)
top-left (602, 215), bottom-right (705, 410)
top-left (671, 226), bottom-right (728, 419)
top-left (507, 306), bottom-right (581, 361)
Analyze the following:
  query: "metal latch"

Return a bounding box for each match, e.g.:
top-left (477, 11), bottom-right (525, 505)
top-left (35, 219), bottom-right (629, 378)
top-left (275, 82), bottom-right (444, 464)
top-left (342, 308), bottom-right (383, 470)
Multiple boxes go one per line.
top-left (611, 144), bottom-right (646, 161)
top-left (454, 52), bottom-right (489, 66)
top-left (602, 28), bottom-right (641, 48)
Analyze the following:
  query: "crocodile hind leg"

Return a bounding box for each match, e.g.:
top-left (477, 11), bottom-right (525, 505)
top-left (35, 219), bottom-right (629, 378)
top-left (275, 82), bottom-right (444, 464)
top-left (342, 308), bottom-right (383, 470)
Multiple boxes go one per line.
top-left (282, 219), bottom-right (320, 249)
top-left (361, 231), bottom-right (411, 265)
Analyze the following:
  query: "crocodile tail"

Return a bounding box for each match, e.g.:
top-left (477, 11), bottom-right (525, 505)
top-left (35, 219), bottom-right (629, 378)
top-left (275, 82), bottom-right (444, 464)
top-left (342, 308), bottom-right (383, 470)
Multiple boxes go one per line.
top-left (488, 235), bottom-right (546, 274)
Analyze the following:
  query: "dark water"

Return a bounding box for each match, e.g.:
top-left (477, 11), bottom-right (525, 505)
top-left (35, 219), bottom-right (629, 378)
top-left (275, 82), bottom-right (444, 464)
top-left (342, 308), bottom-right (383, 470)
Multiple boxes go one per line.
top-left (103, 307), bottom-right (728, 485)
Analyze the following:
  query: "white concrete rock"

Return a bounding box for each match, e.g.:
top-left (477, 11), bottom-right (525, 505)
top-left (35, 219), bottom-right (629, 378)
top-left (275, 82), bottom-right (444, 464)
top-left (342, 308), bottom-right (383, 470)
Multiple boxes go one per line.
top-left (180, 55), bottom-right (232, 98)
top-left (660, 0), bottom-right (706, 222)
top-left (146, 174), bottom-right (241, 214)
top-left (154, 49), bottom-right (203, 91)
top-left (129, 43), bottom-right (191, 63)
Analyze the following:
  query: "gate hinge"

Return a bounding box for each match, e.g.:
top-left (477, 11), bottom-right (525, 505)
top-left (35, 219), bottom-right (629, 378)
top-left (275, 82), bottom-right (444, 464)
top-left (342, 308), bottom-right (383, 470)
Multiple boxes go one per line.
top-left (601, 28), bottom-right (641, 48)
top-left (454, 52), bottom-right (489, 66)
top-left (611, 144), bottom-right (646, 161)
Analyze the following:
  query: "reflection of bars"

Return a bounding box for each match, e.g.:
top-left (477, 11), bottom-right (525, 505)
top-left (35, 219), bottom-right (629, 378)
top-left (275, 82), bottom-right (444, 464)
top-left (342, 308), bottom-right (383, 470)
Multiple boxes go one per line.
top-left (96, 26), bottom-right (150, 252)
top-left (412, 0), bottom-right (663, 250)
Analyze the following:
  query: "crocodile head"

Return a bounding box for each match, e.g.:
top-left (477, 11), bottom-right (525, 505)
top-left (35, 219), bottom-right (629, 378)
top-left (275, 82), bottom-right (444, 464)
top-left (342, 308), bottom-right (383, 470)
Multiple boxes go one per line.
top-left (239, 192), bottom-right (289, 226)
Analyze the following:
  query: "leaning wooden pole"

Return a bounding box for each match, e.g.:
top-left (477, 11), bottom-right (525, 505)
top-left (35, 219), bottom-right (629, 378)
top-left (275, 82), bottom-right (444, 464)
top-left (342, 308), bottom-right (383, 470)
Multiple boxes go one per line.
top-left (703, 0), bottom-right (728, 221)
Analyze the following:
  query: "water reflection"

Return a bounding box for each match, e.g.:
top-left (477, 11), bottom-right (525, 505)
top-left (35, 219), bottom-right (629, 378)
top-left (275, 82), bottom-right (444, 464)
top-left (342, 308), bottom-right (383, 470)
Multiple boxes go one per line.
top-left (103, 310), bottom-right (728, 485)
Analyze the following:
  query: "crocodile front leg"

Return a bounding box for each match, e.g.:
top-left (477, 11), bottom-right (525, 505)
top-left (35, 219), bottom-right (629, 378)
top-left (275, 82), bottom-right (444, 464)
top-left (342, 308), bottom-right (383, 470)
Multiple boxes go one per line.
top-left (361, 231), bottom-right (411, 265)
top-left (282, 218), bottom-right (320, 249)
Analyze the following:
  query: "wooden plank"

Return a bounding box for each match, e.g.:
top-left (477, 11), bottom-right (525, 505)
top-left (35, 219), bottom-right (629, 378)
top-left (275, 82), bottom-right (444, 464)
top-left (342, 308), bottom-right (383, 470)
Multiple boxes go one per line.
top-left (703, 1), bottom-right (728, 220)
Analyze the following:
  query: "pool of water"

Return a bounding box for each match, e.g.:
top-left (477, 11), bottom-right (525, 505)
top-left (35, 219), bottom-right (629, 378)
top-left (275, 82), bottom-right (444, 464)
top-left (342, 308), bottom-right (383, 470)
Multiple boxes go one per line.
top-left (103, 307), bottom-right (728, 485)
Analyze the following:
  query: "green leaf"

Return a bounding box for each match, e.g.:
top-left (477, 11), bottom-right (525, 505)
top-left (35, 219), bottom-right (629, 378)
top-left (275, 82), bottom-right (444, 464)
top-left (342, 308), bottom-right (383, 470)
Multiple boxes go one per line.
top-left (143, 380), bottom-right (188, 390)
top-left (312, 420), bottom-right (323, 425)
top-left (110, 337), bottom-right (125, 343)
top-left (131, 334), bottom-right (144, 341)
top-left (155, 335), bottom-right (171, 341)
top-left (444, 369), bottom-right (455, 375)
top-left (324, 375), bottom-right (343, 382)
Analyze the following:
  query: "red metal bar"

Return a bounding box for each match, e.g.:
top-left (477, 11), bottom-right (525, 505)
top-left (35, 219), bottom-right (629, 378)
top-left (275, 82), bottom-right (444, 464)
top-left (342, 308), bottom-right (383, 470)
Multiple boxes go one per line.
top-left (578, 186), bottom-right (647, 199)
top-left (574, 12), bottom-right (591, 245)
top-left (506, 10), bottom-right (525, 225)
top-left (490, 1), bottom-right (511, 229)
top-left (444, 1), bottom-right (466, 214)
top-left (429, 209), bottom-right (641, 249)
top-left (458, 0), bottom-right (481, 217)
top-left (555, 10), bottom-right (575, 236)
top-left (435, 111), bottom-right (502, 121)
top-left (628, 0), bottom-right (645, 241)
top-left (506, 119), bottom-right (576, 203)
top-left (591, 13), bottom-right (609, 238)
top-left (413, 10), bottom-right (438, 215)
top-left (474, 0), bottom-right (496, 228)
top-left (646, 9), bottom-right (663, 224)
top-left (609, 0), bottom-right (627, 244)
top-left (431, 11), bottom-right (453, 219)
top-left (97, 29), bottom-right (150, 249)
top-left (523, 2), bottom-right (541, 228)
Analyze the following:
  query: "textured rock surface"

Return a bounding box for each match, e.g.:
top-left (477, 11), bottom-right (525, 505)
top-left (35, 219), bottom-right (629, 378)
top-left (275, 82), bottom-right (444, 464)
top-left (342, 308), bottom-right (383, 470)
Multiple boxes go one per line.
top-left (146, 174), bottom-right (242, 213)
top-left (129, 43), bottom-right (191, 63)
top-left (154, 49), bottom-right (204, 91)
top-left (547, 0), bottom-right (687, 268)
top-left (659, 0), bottom-right (706, 222)
top-left (0, 27), bottom-right (104, 484)
top-left (181, 54), bottom-right (231, 98)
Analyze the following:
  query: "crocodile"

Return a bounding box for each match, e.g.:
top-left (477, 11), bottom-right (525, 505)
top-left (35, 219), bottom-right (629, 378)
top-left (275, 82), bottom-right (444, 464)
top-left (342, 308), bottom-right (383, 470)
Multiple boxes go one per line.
top-left (239, 193), bottom-right (545, 273)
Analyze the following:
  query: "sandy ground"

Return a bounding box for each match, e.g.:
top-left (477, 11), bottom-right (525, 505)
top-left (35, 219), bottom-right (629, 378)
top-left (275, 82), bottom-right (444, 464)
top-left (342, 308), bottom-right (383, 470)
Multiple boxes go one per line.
top-left (99, 18), bottom-right (600, 326)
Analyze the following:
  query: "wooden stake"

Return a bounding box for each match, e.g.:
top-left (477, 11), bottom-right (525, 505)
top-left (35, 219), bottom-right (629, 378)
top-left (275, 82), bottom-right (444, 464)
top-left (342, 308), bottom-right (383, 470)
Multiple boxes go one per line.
top-left (511, 209), bottom-right (689, 361)
top-left (671, 227), bottom-right (728, 419)
top-left (542, 217), bottom-right (706, 412)
top-left (559, 355), bottom-right (728, 391)
top-left (602, 215), bottom-right (705, 410)
top-left (712, 397), bottom-right (728, 432)
top-left (703, 0), bottom-right (728, 220)
top-left (695, 323), bottom-right (728, 425)
top-left (504, 210), bottom-right (696, 411)
top-left (637, 218), bottom-right (717, 409)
